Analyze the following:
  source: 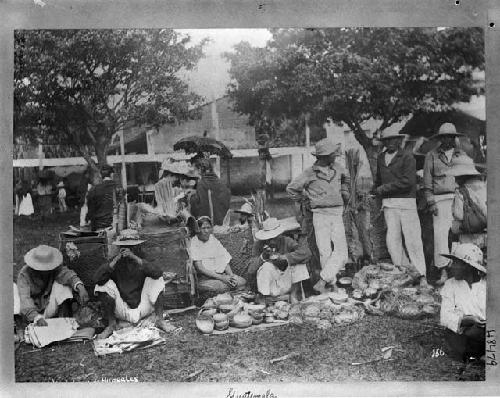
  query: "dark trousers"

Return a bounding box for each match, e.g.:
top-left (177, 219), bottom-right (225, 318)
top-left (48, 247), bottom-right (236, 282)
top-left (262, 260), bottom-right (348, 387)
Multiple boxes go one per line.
top-left (445, 324), bottom-right (485, 361)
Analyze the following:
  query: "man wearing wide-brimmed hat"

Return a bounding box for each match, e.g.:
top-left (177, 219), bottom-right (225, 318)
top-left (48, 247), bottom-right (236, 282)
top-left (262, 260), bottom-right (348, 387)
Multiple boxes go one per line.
top-left (447, 153), bottom-right (487, 249)
top-left (423, 123), bottom-right (467, 284)
top-left (93, 229), bottom-right (175, 338)
top-left (16, 245), bottom-right (89, 326)
top-left (287, 138), bottom-right (350, 293)
top-left (439, 243), bottom-right (486, 361)
top-left (373, 130), bottom-right (428, 286)
top-left (249, 218), bottom-right (311, 303)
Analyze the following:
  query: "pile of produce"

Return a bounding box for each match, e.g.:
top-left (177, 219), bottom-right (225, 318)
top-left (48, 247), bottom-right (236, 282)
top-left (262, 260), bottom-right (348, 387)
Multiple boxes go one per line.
top-left (375, 286), bottom-right (441, 319)
top-left (351, 263), bottom-right (418, 300)
top-left (288, 291), bottom-right (365, 329)
top-left (351, 263), bottom-right (441, 319)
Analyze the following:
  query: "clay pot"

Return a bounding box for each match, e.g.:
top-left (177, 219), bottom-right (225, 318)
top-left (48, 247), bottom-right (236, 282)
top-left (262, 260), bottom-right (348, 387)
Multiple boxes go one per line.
top-left (196, 315), bottom-right (214, 334)
top-left (214, 319), bottom-right (229, 331)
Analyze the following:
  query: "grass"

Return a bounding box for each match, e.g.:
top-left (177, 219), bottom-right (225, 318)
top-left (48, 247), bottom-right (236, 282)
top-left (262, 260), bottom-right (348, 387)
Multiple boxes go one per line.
top-left (13, 202), bottom-right (484, 382)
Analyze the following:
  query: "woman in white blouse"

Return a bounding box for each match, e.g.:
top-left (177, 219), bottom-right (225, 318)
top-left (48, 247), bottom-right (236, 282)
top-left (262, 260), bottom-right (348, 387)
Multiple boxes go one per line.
top-left (440, 243), bottom-right (486, 362)
top-left (190, 216), bottom-right (246, 296)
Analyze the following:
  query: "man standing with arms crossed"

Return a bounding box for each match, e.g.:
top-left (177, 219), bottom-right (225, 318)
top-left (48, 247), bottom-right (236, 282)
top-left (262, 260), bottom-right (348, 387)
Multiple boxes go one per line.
top-left (287, 139), bottom-right (350, 293)
top-left (372, 131), bottom-right (428, 287)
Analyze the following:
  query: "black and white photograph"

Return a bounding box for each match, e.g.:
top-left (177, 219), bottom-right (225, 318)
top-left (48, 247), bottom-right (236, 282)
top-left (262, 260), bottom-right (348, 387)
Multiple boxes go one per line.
top-left (3, 0), bottom-right (500, 396)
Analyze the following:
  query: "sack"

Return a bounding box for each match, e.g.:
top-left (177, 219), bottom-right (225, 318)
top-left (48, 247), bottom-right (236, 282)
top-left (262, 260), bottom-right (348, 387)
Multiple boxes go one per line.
top-left (460, 187), bottom-right (487, 234)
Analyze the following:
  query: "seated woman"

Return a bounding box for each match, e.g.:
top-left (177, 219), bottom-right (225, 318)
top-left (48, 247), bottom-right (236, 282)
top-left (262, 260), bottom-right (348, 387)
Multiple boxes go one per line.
top-left (440, 243), bottom-right (486, 362)
top-left (249, 218), bottom-right (311, 303)
top-left (190, 216), bottom-right (246, 296)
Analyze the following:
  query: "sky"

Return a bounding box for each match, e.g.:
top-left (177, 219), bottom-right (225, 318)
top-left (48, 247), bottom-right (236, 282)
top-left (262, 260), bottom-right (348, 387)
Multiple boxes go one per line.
top-left (176, 29), bottom-right (272, 101)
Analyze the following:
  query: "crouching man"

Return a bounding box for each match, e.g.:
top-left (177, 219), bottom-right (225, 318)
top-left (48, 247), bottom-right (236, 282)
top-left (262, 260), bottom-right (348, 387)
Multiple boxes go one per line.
top-left (440, 243), bottom-right (486, 362)
top-left (94, 229), bottom-right (174, 339)
top-left (17, 245), bottom-right (89, 326)
top-left (249, 218), bottom-right (311, 304)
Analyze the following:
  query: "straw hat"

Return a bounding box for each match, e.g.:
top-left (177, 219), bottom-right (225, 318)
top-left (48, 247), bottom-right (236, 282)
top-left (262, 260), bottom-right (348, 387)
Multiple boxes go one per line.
top-left (279, 216), bottom-right (301, 232)
top-left (311, 139), bottom-right (342, 156)
top-left (255, 218), bottom-right (285, 241)
top-left (429, 123), bottom-right (463, 140)
top-left (445, 153), bottom-right (481, 177)
top-left (441, 243), bottom-right (486, 274)
top-left (24, 245), bottom-right (63, 271)
top-left (234, 202), bottom-right (253, 216)
top-left (112, 229), bottom-right (145, 246)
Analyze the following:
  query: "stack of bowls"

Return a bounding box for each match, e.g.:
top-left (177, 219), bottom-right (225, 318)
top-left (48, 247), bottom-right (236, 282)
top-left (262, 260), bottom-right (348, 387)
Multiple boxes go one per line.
top-left (212, 313), bottom-right (229, 331)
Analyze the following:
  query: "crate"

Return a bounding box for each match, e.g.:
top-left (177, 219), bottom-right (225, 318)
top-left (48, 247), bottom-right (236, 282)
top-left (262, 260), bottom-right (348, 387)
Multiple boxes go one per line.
top-left (139, 226), bottom-right (194, 306)
top-left (59, 232), bottom-right (108, 292)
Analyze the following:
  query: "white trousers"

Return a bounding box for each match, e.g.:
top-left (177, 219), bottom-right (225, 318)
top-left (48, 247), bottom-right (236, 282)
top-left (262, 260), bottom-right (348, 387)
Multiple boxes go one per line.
top-left (383, 207), bottom-right (426, 276)
top-left (433, 197), bottom-right (454, 269)
top-left (312, 209), bottom-right (348, 284)
top-left (94, 277), bottom-right (165, 324)
top-left (257, 262), bottom-right (309, 296)
top-left (44, 282), bottom-right (74, 319)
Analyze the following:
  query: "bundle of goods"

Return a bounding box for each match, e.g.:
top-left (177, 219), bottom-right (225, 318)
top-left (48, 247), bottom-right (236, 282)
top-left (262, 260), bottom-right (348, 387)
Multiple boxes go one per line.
top-left (288, 291), bottom-right (365, 329)
top-left (93, 325), bottom-right (166, 356)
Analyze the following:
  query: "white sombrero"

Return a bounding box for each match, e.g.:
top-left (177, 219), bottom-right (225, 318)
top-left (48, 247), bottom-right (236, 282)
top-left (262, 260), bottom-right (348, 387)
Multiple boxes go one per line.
top-left (255, 218), bottom-right (285, 241)
top-left (24, 245), bottom-right (63, 271)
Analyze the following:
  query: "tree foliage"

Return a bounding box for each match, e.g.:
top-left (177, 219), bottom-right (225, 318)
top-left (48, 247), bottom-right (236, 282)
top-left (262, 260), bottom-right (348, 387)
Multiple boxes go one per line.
top-left (225, 27), bottom-right (484, 174)
top-left (14, 29), bottom-right (206, 171)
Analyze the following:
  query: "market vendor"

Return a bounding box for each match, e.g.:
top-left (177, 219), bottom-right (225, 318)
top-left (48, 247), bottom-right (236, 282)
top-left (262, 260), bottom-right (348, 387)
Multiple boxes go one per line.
top-left (249, 218), bottom-right (311, 303)
top-left (190, 159), bottom-right (231, 226)
top-left (190, 216), bottom-right (246, 296)
top-left (446, 155), bottom-right (487, 249)
top-left (87, 164), bottom-right (116, 231)
top-left (94, 229), bottom-right (175, 339)
top-left (232, 202), bottom-right (258, 236)
top-left (440, 243), bottom-right (486, 362)
top-left (16, 245), bottom-right (89, 326)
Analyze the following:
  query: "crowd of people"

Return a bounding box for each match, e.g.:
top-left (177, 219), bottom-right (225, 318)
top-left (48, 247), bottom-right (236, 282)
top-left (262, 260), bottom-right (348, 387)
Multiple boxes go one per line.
top-left (14, 174), bottom-right (70, 219)
top-left (13, 122), bottom-right (487, 362)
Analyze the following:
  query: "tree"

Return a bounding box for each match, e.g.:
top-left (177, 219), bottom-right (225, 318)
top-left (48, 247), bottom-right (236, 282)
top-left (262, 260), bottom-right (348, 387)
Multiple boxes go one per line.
top-left (225, 27), bottom-right (484, 176)
top-left (14, 29), bottom-right (206, 177)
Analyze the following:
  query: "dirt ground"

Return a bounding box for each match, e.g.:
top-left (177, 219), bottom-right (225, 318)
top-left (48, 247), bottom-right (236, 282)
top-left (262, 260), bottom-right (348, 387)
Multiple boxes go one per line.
top-left (13, 205), bottom-right (484, 382)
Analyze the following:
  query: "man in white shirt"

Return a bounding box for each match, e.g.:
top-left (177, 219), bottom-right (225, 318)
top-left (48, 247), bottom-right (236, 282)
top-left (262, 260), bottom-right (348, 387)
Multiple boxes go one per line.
top-left (440, 243), bottom-right (486, 362)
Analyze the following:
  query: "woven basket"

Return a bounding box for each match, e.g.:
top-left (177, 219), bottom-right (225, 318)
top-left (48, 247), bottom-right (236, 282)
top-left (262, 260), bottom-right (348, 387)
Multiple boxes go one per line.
top-left (59, 232), bottom-right (108, 292)
top-left (139, 226), bottom-right (193, 305)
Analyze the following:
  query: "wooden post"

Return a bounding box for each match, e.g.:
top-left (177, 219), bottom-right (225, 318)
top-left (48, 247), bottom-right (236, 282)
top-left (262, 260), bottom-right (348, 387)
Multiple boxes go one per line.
top-left (211, 99), bottom-right (221, 178)
top-left (119, 130), bottom-right (127, 190)
top-left (37, 143), bottom-right (44, 171)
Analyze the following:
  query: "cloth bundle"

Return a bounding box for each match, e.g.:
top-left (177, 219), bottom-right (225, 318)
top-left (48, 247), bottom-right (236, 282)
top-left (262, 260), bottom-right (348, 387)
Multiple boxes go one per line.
top-left (93, 325), bottom-right (166, 356)
top-left (24, 318), bottom-right (79, 348)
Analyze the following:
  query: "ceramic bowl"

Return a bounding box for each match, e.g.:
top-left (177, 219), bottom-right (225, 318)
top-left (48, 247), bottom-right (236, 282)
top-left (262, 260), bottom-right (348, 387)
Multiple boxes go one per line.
top-left (214, 319), bottom-right (229, 331)
top-left (195, 315), bottom-right (214, 334)
top-left (219, 304), bottom-right (236, 313)
top-left (212, 313), bottom-right (228, 323)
